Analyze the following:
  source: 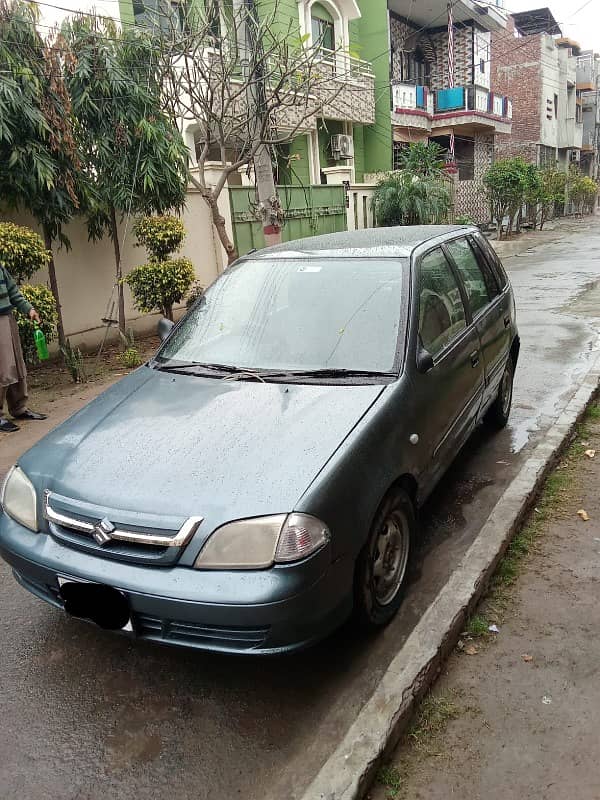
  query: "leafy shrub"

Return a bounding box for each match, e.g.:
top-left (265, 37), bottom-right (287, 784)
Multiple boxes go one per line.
top-left (15, 284), bottom-right (58, 365)
top-left (455, 213), bottom-right (474, 226)
top-left (567, 167), bottom-right (598, 214)
top-left (125, 257), bottom-right (195, 321)
top-left (539, 168), bottom-right (567, 229)
top-left (371, 173), bottom-right (450, 227)
top-left (0, 222), bottom-right (50, 283)
top-left (133, 215), bottom-right (186, 261)
top-left (394, 141), bottom-right (445, 178)
top-left (119, 347), bottom-right (142, 368)
top-left (186, 280), bottom-right (204, 308)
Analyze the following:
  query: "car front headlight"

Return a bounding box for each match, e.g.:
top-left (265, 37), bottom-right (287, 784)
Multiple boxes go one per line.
top-left (194, 513), bottom-right (330, 570)
top-left (1, 466), bottom-right (38, 532)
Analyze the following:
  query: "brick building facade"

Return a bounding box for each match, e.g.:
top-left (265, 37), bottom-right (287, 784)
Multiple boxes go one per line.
top-left (492, 19), bottom-right (542, 162)
top-left (491, 13), bottom-right (583, 170)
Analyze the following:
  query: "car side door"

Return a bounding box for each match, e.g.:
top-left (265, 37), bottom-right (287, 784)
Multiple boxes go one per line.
top-left (444, 234), bottom-right (511, 412)
top-left (414, 245), bottom-right (485, 493)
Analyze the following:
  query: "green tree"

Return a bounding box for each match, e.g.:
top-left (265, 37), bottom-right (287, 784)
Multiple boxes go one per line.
top-left (539, 168), bottom-right (567, 229)
top-left (63, 15), bottom-right (189, 333)
top-left (520, 162), bottom-right (543, 230)
top-left (371, 173), bottom-right (450, 227)
top-left (125, 214), bottom-right (195, 321)
top-left (0, 0), bottom-right (88, 346)
top-left (567, 166), bottom-right (598, 215)
top-left (483, 158), bottom-right (528, 240)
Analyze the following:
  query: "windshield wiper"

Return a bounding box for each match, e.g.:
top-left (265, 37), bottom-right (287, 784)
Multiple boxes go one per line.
top-left (279, 368), bottom-right (394, 379)
top-left (153, 360), bottom-right (241, 374)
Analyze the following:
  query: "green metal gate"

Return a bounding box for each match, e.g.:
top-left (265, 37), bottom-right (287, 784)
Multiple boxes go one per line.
top-left (230, 184), bottom-right (347, 256)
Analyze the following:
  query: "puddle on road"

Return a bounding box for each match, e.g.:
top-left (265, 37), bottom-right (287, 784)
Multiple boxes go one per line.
top-left (561, 278), bottom-right (600, 319)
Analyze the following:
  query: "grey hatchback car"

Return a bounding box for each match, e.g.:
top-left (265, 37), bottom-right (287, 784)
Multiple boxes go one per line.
top-left (0, 226), bottom-right (518, 654)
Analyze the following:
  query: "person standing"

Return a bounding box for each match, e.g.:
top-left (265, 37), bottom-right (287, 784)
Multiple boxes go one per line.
top-left (0, 264), bottom-right (48, 433)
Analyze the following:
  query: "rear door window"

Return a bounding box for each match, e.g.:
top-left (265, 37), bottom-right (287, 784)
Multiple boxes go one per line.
top-left (445, 237), bottom-right (491, 317)
top-left (419, 247), bottom-right (467, 357)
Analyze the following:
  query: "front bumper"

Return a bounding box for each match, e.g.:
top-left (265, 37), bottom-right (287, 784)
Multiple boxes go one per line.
top-left (0, 514), bottom-right (353, 655)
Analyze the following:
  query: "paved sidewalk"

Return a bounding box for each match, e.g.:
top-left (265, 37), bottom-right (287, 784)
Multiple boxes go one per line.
top-left (370, 406), bottom-right (600, 800)
top-left (490, 215), bottom-right (595, 260)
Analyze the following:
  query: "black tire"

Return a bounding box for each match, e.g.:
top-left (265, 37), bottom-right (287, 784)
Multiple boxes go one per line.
top-left (354, 488), bottom-right (416, 629)
top-left (485, 358), bottom-right (514, 429)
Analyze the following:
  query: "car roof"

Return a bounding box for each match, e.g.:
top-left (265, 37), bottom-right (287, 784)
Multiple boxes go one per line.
top-left (248, 225), bottom-right (474, 260)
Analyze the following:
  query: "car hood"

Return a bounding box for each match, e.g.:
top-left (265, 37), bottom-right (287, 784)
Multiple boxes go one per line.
top-left (21, 367), bottom-right (384, 545)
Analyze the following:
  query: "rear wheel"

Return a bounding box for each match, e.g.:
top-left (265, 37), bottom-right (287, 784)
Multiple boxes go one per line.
top-left (354, 488), bottom-right (415, 628)
top-left (485, 358), bottom-right (514, 429)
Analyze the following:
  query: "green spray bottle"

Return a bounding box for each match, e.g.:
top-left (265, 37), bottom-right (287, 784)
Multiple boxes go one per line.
top-left (33, 323), bottom-right (49, 361)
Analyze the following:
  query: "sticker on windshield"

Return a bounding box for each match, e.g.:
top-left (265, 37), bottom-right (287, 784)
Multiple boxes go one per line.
top-left (297, 266), bottom-right (322, 273)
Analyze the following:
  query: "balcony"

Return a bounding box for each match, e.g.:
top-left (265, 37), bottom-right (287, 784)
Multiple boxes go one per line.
top-left (391, 82), bottom-right (434, 131)
top-left (315, 49), bottom-right (376, 125)
top-left (391, 82), bottom-right (512, 135)
top-left (432, 85), bottom-right (512, 133)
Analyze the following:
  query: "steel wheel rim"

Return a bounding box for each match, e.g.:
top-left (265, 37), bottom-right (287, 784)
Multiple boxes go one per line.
top-left (501, 366), bottom-right (512, 417)
top-left (371, 511), bottom-right (410, 606)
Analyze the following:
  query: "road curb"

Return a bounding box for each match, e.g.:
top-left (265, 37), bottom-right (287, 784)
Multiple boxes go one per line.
top-left (301, 351), bottom-right (600, 800)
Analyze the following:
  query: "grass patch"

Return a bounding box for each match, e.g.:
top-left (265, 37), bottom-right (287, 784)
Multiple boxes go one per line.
top-left (466, 614), bottom-right (489, 638)
top-left (376, 765), bottom-right (403, 798)
top-left (407, 691), bottom-right (462, 753)
top-left (485, 401), bottom-right (599, 613)
top-left (376, 691), bottom-right (467, 798)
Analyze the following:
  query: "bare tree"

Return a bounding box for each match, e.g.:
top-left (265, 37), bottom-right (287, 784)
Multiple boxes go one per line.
top-left (155, 0), bottom-right (359, 263)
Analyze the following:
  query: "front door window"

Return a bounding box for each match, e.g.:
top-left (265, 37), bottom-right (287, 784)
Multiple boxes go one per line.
top-left (419, 248), bottom-right (467, 357)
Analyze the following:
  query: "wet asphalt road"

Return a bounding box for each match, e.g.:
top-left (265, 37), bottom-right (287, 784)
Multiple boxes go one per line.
top-left (1, 219), bottom-right (600, 800)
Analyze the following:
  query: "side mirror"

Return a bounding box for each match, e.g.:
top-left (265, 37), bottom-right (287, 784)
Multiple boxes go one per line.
top-left (158, 317), bottom-right (174, 342)
top-left (416, 347), bottom-right (434, 374)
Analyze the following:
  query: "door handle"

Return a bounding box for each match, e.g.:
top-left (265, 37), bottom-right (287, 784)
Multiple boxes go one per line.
top-left (503, 315), bottom-right (511, 328)
top-left (470, 350), bottom-right (480, 368)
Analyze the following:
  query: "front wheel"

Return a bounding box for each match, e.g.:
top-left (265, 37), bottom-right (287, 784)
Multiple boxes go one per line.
top-left (485, 358), bottom-right (514, 429)
top-left (354, 488), bottom-right (415, 629)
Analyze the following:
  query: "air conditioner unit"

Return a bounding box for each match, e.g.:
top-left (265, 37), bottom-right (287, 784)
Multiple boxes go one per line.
top-left (331, 134), bottom-right (354, 160)
top-left (570, 149), bottom-right (581, 162)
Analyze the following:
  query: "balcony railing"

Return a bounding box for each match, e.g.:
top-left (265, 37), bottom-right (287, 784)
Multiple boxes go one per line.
top-left (434, 86), bottom-right (512, 118)
top-left (317, 47), bottom-right (375, 81)
top-left (391, 81), bottom-right (434, 114)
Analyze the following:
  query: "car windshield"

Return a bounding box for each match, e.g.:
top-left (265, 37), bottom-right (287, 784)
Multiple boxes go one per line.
top-left (157, 257), bottom-right (406, 374)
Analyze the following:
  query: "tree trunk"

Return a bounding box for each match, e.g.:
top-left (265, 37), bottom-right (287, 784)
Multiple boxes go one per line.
top-left (42, 228), bottom-right (66, 348)
top-left (164, 303), bottom-right (173, 321)
top-left (254, 143), bottom-right (282, 248)
top-left (205, 192), bottom-right (238, 265)
top-left (109, 206), bottom-right (126, 335)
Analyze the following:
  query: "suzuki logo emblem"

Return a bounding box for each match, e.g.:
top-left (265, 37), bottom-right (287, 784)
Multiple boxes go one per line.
top-left (92, 517), bottom-right (116, 546)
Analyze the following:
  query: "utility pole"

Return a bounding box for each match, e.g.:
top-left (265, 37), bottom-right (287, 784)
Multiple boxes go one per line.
top-left (234, 0), bottom-right (283, 247)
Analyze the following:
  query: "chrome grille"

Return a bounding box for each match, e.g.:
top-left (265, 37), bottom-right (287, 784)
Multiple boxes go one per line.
top-left (43, 492), bottom-right (202, 566)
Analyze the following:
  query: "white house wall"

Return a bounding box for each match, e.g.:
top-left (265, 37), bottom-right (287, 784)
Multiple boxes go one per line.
top-left (2, 190), bottom-right (222, 351)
